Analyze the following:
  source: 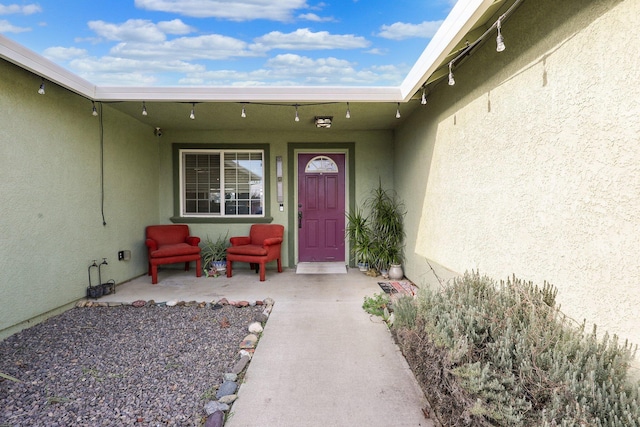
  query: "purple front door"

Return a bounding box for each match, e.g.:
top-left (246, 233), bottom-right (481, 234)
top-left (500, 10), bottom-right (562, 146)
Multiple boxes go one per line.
top-left (297, 153), bottom-right (346, 262)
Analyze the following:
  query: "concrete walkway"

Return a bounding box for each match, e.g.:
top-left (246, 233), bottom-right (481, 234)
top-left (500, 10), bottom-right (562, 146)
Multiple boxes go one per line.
top-left (100, 267), bottom-right (432, 427)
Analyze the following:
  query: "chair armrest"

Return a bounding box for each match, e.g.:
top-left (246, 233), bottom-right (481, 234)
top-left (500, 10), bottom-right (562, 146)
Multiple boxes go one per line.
top-left (230, 236), bottom-right (251, 246)
top-left (263, 237), bottom-right (283, 247)
top-left (145, 239), bottom-right (158, 251)
top-left (186, 236), bottom-right (200, 246)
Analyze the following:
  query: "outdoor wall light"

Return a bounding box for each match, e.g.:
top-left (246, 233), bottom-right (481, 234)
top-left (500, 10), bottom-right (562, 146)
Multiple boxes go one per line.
top-left (315, 116), bottom-right (332, 128)
top-left (38, 78), bottom-right (45, 95)
top-left (276, 155), bottom-right (284, 204)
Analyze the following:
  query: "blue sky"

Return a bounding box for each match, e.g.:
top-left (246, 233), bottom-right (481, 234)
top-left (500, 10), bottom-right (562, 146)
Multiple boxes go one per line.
top-left (1, 1), bottom-right (455, 87)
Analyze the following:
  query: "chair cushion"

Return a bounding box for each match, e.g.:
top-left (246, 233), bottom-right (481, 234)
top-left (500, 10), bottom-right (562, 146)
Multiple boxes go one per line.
top-left (226, 244), bottom-right (268, 256)
top-left (151, 243), bottom-right (201, 258)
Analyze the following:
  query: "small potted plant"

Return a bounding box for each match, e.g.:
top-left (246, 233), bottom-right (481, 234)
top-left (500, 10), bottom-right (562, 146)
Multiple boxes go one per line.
top-left (201, 233), bottom-right (229, 277)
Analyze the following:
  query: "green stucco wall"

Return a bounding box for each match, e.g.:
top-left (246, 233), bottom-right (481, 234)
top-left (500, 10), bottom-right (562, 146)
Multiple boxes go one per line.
top-left (395, 0), bottom-right (640, 349)
top-left (0, 60), bottom-right (160, 338)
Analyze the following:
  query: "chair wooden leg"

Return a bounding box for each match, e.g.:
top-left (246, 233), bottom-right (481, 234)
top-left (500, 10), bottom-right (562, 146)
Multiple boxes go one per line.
top-left (195, 258), bottom-right (202, 277)
top-left (277, 257), bottom-right (282, 273)
top-left (259, 263), bottom-right (266, 281)
top-left (226, 261), bottom-right (233, 278)
top-left (184, 262), bottom-right (190, 271)
top-left (151, 265), bottom-right (158, 284)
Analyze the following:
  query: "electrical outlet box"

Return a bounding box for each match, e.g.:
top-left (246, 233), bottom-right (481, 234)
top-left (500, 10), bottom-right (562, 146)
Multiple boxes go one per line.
top-left (118, 251), bottom-right (125, 260)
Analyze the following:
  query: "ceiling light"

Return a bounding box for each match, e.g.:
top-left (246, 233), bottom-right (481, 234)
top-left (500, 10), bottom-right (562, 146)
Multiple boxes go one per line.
top-left (496, 19), bottom-right (505, 52)
top-left (92, 101), bottom-right (98, 116)
top-left (241, 104), bottom-right (246, 118)
top-left (396, 103), bottom-right (401, 119)
top-left (448, 62), bottom-right (455, 86)
top-left (189, 103), bottom-right (195, 120)
top-left (142, 101), bottom-right (148, 116)
top-left (294, 105), bottom-right (300, 122)
top-left (315, 116), bottom-right (333, 128)
top-left (346, 102), bottom-right (351, 119)
top-left (38, 78), bottom-right (45, 95)
top-left (421, 88), bottom-right (427, 105)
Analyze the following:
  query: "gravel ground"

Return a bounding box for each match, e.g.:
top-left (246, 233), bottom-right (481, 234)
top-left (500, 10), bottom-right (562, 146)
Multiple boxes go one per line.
top-left (0, 303), bottom-right (264, 426)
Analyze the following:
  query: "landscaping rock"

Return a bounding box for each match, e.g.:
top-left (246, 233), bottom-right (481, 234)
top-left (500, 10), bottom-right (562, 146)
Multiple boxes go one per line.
top-left (131, 300), bottom-right (146, 307)
top-left (254, 313), bottom-right (269, 323)
top-left (223, 373), bottom-right (237, 382)
top-left (231, 355), bottom-right (250, 374)
top-left (204, 410), bottom-right (224, 427)
top-left (205, 401), bottom-right (229, 415)
top-left (263, 297), bottom-right (275, 306)
top-left (218, 394), bottom-right (237, 404)
top-left (216, 381), bottom-right (238, 399)
top-left (248, 322), bottom-right (263, 334)
top-left (166, 300), bottom-right (178, 307)
top-left (239, 334), bottom-right (258, 349)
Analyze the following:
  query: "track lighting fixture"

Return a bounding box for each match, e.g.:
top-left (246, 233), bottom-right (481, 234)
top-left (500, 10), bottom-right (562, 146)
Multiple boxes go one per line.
top-left (92, 101), bottom-right (98, 116)
top-left (396, 103), bottom-right (401, 119)
top-left (448, 62), bottom-right (455, 86)
top-left (421, 88), bottom-right (427, 105)
top-left (38, 78), bottom-right (45, 95)
top-left (142, 101), bottom-right (148, 116)
top-left (241, 104), bottom-right (246, 118)
top-left (189, 103), bottom-right (195, 120)
top-left (496, 19), bottom-right (505, 52)
top-left (345, 102), bottom-right (351, 119)
top-left (294, 105), bottom-right (300, 122)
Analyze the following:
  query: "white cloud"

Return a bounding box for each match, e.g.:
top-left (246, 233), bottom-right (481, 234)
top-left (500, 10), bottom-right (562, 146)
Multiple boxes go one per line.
top-left (134, 0), bottom-right (308, 21)
top-left (109, 33), bottom-right (256, 60)
top-left (298, 13), bottom-right (335, 23)
top-left (254, 28), bottom-right (369, 50)
top-left (0, 19), bottom-right (30, 32)
top-left (88, 19), bottom-right (194, 43)
top-left (180, 53), bottom-right (405, 86)
top-left (378, 20), bottom-right (443, 41)
top-left (0, 4), bottom-right (41, 15)
top-left (43, 46), bottom-right (88, 61)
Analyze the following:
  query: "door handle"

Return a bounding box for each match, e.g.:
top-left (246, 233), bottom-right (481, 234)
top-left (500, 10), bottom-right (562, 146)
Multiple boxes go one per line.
top-left (298, 211), bottom-right (303, 228)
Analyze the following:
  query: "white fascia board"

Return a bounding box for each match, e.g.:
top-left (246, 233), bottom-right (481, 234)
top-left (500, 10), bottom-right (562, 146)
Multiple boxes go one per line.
top-left (0, 34), bottom-right (95, 98)
top-left (399, 0), bottom-right (496, 101)
top-left (94, 85), bottom-right (402, 103)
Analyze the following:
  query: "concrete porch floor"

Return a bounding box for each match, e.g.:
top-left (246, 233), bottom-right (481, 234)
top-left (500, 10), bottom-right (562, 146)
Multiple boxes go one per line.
top-left (99, 266), bottom-right (432, 427)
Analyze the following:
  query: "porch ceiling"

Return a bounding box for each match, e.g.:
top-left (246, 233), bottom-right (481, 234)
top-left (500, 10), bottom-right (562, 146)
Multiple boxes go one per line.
top-left (106, 99), bottom-right (422, 132)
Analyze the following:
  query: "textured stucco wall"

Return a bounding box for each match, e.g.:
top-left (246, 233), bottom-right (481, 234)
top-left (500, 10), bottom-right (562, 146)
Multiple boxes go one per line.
top-left (396, 0), bottom-right (640, 349)
top-left (158, 129), bottom-right (394, 267)
top-left (0, 60), bottom-right (159, 338)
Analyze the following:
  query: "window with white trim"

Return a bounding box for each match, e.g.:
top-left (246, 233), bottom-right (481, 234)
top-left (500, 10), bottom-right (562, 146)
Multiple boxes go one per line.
top-left (180, 149), bottom-right (264, 217)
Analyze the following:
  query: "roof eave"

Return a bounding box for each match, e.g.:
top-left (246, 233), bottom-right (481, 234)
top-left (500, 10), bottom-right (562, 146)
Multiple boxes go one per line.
top-left (399, 0), bottom-right (498, 101)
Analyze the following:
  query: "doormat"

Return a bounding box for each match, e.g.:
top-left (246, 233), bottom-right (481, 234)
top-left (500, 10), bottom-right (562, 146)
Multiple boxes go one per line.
top-left (296, 262), bottom-right (347, 274)
top-left (378, 280), bottom-right (417, 296)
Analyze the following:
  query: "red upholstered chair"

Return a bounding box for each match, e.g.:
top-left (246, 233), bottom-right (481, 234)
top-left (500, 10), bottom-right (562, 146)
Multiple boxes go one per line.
top-left (145, 225), bottom-right (202, 284)
top-left (226, 224), bottom-right (284, 281)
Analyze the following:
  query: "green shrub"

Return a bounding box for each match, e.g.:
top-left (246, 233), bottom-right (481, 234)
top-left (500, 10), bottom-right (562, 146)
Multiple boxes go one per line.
top-left (362, 293), bottom-right (390, 318)
top-left (392, 271), bottom-right (640, 426)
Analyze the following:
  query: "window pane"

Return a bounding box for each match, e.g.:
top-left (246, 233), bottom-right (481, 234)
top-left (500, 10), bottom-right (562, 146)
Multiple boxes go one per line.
top-left (181, 149), bottom-right (263, 217)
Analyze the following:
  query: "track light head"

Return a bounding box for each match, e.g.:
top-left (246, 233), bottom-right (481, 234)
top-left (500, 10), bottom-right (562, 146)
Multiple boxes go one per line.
top-left (189, 103), bottom-right (195, 120)
top-left (92, 101), bottom-right (98, 116)
top-left (421, 88), bottom-right (427, 105)
top-left (396, 102), bottom-right (401, 119)
top-left (38, 79), bottom-right (45, 95)
top-left (154, 127), bottom-right (162, 137)
top-left (142, 101), bottom-right (148, 116)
